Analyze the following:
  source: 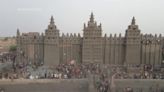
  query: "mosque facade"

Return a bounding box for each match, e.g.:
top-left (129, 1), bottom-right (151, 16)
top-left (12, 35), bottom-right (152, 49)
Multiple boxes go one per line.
top-left (16, 13), bottom-right (164, 66)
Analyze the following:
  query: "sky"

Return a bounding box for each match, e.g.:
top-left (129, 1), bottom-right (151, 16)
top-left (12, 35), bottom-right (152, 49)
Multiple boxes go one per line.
top-left (0, 0), bottom-right (164, 37)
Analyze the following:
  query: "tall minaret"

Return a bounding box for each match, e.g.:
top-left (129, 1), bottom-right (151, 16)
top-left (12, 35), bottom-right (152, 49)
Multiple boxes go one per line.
top-left (16, 28), bottom-right (20, 46)
top-left (125, 17), bottom-right (141, 65)
top-left (16, 28), bottom-right (21, 64)
top-left (82, 13), bottom-right (103, 64)
top-left (44, 16), bottom-right (60, 66)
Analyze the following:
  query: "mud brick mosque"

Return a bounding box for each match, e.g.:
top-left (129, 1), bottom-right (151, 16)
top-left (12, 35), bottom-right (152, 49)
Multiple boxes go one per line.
top-left (16, 13), bottom-right (164, 66)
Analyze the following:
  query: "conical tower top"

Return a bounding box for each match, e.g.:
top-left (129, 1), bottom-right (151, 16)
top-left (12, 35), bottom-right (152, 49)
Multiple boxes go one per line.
top-left (90, 12), bottom-right (94, 22)
top-left (47, 15), bottom-right (57, 30)
top-left (131, 16), bottom-right (136, 25)
top-left (50, 15), bottom-right (54, 24)
top-left (17, 28), bottom-right (20, 36)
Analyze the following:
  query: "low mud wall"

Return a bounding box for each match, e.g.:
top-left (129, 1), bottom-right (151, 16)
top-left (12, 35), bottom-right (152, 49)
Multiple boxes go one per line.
top-left (0, 79), bottom-right (89, 92)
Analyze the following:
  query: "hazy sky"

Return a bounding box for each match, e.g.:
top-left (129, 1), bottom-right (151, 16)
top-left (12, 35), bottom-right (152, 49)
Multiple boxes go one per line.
top-left (0, 0), bottom-right (164, 37)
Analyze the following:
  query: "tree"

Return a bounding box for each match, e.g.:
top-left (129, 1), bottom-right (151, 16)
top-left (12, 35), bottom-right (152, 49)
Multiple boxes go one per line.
top-left (9, 45), bottom-right (17, 52)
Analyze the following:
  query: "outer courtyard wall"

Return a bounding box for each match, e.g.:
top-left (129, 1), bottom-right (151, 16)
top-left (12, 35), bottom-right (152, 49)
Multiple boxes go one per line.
top-left (0, 79), bottom-right (89, 92)
top-left (113, 79), bottom-right (164, 92)
top-left (0, 79), bottom-right (164, 92)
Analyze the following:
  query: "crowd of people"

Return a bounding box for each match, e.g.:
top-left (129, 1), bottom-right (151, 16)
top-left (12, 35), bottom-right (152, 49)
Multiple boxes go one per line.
top-left (94, 73), bottom-right (109, 92)
top-left (0, 52), bottom-right (15, 63)
top-left (0, 62), bottom-right (103, 79)
top-left (1, 60), bottom-right (164, 80)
